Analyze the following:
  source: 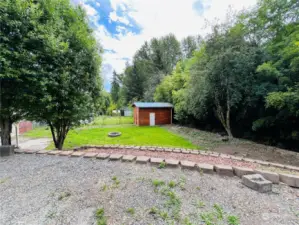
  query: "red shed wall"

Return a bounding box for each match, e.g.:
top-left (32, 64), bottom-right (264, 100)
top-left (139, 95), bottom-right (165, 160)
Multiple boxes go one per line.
top-left (136, 108), bottom-right (172, 126)
top-left (19, 121), bottom-right (33, 134)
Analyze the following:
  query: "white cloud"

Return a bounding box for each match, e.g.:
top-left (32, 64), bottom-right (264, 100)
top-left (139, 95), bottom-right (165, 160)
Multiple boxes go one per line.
top-left (94, 0), bottom-right (257, 90)
top-left (80, 3), bottom-right (97, 16)
top-left (109, 11), bottom-right (130, 25)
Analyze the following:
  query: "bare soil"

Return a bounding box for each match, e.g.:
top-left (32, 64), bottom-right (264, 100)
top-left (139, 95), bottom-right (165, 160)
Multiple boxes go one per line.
top-left (165, 125), bottom-right (299, 167)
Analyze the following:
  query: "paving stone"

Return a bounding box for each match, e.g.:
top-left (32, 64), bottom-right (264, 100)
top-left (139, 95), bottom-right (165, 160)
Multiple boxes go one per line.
top-left (140, 147), bottom-right (147, 150)
top-left (133, 146), bottom-right (141, 150)
top-left (47, 150), bottom-right (61, 155)
top-left (255, 160), bottom-right (270, 166)
top-left (190, 151), bottom-right (199, 155)
top-left (284, 165), bottom-right (299, 171)
top-left (165, 159), bottom-right (179, 167)
top-left (59, 151), bottom-right (73, 156)
top-left (230, 156), bottom-right (243, 161)
top-left (96, 153), bottom-right (110, 159)
top-left (181, 150), bottom-right (191, 154)
top-left (279, 173), bottom-right (299, 187)
top-left (180, 161), bottom-right (196, 170)
top-left (269, 162), bottom-right (285, 169)
top-left (209, 152), bottom-right (220, 157)
top-left (220, 154), bottom-right (231, 159)
top-left (150, 157), bottom-right (164, 164)
top-left (199, 152), bottom-right (209, 156)
top-left (83, 152), bottom-right (98, 158)
top-left (148, 148), bottom-right (156, 151)
top-left (214, 165), bottom-right (234, 177)
top-left (136, 156), bottom-right (150, 164)
top-left (242, 174), bottom-right (272, 193)
top-left (233, 167), bottom-right (255, 178)
top-left (24, 149), bottom-right (39, 154)
top-left (173, 149), bottom-right (181, 153)
top-left (109, 154), bottom-right (123, 160)
top-left (35, 150), bottom-right (48, 154)
top-left (71, 151), bottom-right (85, 157)
top-left (164, 148), bottom-right (172, 152)
top-left (122, 155), bottom-right (137, 162)
top-left (196, 163), bottom-right (214, 174)
top-left (243, 158), bottom-right (256, 163)
top-left (14, 149), bottom-right (25, 154)
top-left (254, 169), bottom-right (280, 184)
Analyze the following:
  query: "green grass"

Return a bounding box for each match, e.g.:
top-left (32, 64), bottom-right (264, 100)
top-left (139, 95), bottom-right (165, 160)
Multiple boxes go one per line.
top-left (25, 125), bottom-right (198, 150)
top-left (90, 116), bottom-right (133, 126)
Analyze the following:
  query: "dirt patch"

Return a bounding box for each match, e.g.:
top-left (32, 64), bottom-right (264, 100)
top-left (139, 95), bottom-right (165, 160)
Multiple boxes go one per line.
top-left (165, 125), bottom-right (299, 167)
top-left (84, 148), bottom-right (257, 168)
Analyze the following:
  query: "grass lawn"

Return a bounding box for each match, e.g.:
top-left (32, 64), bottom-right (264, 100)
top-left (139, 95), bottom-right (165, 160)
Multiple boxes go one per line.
top-left (89, 116), bottom-right (133, 126)
top-left (25, 125), bottom-right (198, 150)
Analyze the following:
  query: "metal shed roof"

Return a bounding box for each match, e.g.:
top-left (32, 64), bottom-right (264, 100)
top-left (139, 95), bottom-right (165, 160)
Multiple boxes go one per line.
top-left (133, 102), bottom-right (173, 108)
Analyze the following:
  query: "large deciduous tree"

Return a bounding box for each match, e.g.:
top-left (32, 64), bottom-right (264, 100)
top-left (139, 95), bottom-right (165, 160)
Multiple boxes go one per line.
top-left (25, 0), bottom-right (102, 149)
top-left (1, 0), bottom-right (102, 149)
top-left (0, 0), bottom-right (38, 145)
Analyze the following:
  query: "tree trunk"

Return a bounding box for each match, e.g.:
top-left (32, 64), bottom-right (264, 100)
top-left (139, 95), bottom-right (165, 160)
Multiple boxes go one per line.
top-left (214, 94), bottom-right (233, 139)
top-left (48, 121), bottom-right (69, 150)
top-left (0, 118), bottom-right (12, 145)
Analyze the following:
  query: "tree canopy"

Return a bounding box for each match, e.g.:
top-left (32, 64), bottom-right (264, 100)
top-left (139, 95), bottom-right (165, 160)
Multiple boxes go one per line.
top-left (113, 0), bottom-right (299, 149)
top-left (0, 0), bottom-right (102, 149)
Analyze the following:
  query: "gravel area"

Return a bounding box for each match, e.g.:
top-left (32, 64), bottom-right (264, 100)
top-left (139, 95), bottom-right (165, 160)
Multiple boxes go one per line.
top-left (85, 148), bottom-right (257, 168)
top-left (0, 154), bottom-right (298, 225)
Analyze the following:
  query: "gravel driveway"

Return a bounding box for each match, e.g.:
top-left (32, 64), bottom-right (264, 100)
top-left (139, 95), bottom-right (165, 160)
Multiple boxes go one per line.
top-left (0, 154), bottom-right (298, 225)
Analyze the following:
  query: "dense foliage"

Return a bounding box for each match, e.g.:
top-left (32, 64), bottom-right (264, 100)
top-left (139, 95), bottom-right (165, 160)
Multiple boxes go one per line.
top-left (0, 0), bottom-right (102, 149)
top-left (114, 0), bottom-right (299, 149)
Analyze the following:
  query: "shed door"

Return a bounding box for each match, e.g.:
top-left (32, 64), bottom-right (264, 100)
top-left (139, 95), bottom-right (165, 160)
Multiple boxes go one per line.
top-left (150, 113), bottom-right (155, 126)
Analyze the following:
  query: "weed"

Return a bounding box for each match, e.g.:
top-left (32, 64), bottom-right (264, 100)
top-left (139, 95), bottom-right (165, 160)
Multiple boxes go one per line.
top-left (213, 204), bottom-right (224, 220)
top-left (199, 169), bottom-right (204, 176)
top-left (111, 176), bottom-right (120, 188)
top-left (126, 208), bottom-right (135, 215)
top-left (200, 212), bottom-right (216, 225)
top-left (168, 181), bottom-right (177, 188)
top-left (196, 200), bottom-right (205, 208)
top-left (227, 215), bottom-right (240, 225)
top-left (101, 184), bottom-right (108, 191)
top-left (46, 210), bottom-right (56, 219)
top-left (183, 217), bottom-right (194, 225)
top-left (58, 191), bottom-right (71, 201)
top-left (196, 186), bottom-right (201, 191)
top-left (0, 177), bottom-right (9, 184)
top-left (158, 161), bottom-right (166, 169)
top-left (152, 179), bottom-right (165, 187)
top-left (149, 207), bottom-right (158, 215)
top-left (178, 176), bottom-right (186, 190)
top-left (159, 211), bottom-right (168, 220)
top-left (95, 208), bottom-right (107, 225)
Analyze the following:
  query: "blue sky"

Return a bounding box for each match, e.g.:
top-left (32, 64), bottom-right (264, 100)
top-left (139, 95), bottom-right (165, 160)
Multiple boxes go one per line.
top-left (73, 0), bottom-right (257, 91)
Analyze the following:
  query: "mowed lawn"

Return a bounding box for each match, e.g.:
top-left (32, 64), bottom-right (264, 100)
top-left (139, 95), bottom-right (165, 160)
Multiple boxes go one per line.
top-left (25, 125), bottom-right (198, 150)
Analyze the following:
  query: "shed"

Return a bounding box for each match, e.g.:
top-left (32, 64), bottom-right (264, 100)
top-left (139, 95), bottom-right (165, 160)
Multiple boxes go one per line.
top-left (132, 102), bottom-right (173, 126)
top-left (120, 107), bottom-right (133, 117)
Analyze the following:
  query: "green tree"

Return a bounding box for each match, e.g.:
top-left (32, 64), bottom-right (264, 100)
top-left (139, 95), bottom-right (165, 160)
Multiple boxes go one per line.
top-left (111, 71), bottom-right (120, 104)
top-left (188, 24), bottom-right (263, 138)
top-left (0, 0), bottom-right (39, 145)
top-left (22, 0), bottom-right (102, 149)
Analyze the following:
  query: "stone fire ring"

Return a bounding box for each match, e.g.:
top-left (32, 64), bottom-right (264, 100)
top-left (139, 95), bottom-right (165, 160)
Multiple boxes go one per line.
top-left (108, 132), bottom-right (121, 137)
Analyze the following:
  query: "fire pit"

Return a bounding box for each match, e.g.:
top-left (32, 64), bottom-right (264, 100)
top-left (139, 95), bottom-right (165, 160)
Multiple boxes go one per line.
top-left (108, 132), bottom-right (121, 137)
